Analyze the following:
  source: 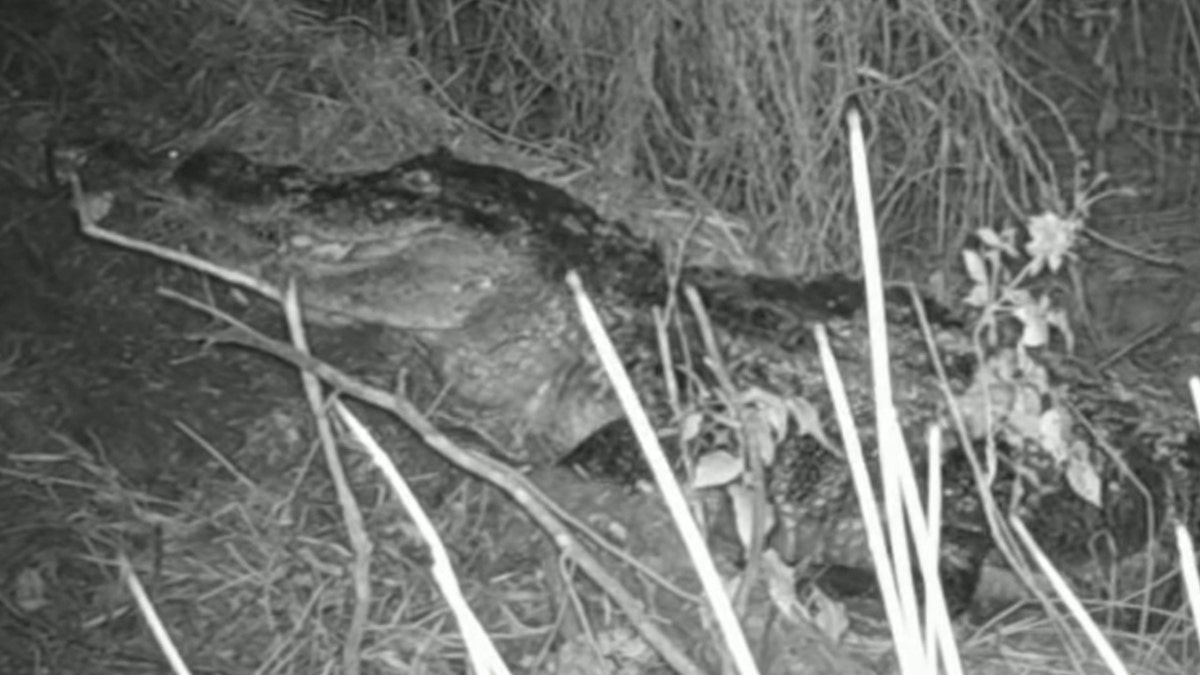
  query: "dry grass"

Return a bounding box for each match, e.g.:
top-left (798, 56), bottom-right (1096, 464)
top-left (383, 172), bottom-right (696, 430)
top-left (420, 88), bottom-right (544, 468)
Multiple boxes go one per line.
top-left (4, 0), bottom-right (1200, 673)
top-left (2, 415), bottom-right (551, 674)
top-left (396, 0), bottom-right (1066, 278)
top-left (3, 0), bottom-right (1065, 275)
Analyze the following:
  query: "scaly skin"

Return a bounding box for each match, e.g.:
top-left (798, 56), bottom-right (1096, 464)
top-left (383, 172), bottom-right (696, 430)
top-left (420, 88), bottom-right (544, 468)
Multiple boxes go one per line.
top-left (89, 143), bottom-right (1191, 618)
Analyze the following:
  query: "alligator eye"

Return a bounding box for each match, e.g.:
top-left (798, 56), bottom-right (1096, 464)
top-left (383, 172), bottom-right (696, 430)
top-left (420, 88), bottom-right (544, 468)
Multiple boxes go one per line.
top-left (399, 169), bottom-right (439, 195)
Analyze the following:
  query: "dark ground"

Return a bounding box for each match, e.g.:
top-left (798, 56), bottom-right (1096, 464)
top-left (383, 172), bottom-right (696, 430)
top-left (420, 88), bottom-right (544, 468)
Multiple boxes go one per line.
top-left (3, 4), bottom-right (1200, 674)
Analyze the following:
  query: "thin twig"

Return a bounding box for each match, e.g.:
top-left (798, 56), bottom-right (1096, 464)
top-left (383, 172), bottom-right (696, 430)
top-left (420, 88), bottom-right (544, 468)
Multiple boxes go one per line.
top-left (336, 400), bottom-right (510, 675)
top-left (681, 285), bottom-right (768, 622)
top-left (71, 183), bottom-right (282, 302)
top-left (119, 555), bottom-right (193, 675)
top-left (283, 281), bottom-right (372, 675)
top-left (174, 294), bottom-right (707, 675)
top-left (69, 174), bottom-right (708, 675)
top-left (570, 271), bottom-right (760, 675)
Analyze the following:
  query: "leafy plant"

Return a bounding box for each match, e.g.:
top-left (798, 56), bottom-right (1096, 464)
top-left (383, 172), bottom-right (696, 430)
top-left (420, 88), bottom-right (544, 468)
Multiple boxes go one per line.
top-left (960, 212), bottom-right (1099, 506)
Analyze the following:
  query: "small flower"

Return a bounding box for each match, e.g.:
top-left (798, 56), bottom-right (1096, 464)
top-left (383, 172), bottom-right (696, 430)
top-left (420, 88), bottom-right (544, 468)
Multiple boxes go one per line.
top-left (1025, 212), bottom-right (1082, 275)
